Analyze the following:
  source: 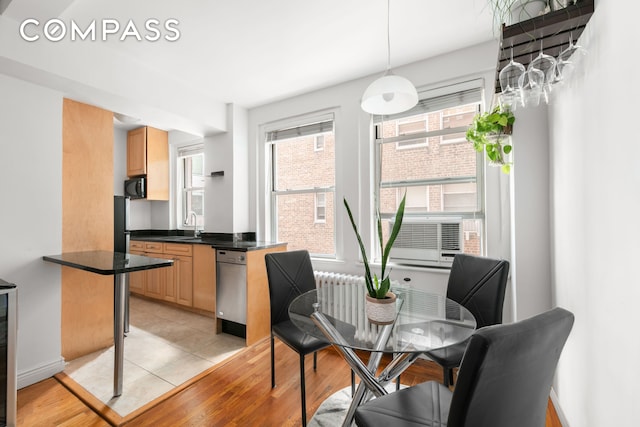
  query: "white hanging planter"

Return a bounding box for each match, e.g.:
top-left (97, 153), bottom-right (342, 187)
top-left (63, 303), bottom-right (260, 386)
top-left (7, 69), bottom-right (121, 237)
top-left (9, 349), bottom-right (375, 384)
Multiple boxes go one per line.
top-left (509, 0), bottom-right (548, 25)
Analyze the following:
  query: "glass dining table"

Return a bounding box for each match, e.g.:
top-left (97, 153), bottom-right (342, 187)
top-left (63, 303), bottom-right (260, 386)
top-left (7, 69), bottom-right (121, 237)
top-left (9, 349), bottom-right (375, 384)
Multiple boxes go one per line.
top-left (289, 283), bottom-right (476, 426)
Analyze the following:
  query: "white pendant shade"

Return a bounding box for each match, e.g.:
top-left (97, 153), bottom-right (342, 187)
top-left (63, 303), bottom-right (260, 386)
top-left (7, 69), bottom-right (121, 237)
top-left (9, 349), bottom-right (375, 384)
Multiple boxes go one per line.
top-left (361, 72), bottom-right (418, 115)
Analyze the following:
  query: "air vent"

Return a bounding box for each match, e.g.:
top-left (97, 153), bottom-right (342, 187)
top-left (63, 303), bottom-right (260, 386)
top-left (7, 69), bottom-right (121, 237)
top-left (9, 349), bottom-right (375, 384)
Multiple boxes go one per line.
top-left (441, 223), bottom-right (462, 251)
top-left (389, 218), bottom-right (463, 267)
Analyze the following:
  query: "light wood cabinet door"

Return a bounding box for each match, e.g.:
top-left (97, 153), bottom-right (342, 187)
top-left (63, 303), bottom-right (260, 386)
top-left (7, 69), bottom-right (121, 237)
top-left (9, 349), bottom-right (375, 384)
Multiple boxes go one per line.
top-left (163, 259), bottom-right (177, 303)
top-left (145, 266), bottom-right (164, 299)
top-left (126, 127), bottom-right (147, 177)
top-left (174, 255), bottom-right (193, 307)
top-left (193, 245), bottom-right (216, 312)
top-left (146, 127), bottom-right (169, 201)
top-left (126, 126), bottom-right (169, 200)
top-left (128, 248), bottom-right (146, 295)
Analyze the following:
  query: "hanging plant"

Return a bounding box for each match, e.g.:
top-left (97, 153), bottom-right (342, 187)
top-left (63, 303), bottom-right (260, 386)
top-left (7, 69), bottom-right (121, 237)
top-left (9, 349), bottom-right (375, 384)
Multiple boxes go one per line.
top-left (465, 105), bottom-right (516, 174)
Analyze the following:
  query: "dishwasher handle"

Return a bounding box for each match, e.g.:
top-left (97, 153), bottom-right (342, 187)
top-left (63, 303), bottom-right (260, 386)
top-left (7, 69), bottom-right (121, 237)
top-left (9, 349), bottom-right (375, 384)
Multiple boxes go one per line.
top-left (216, 250), bottom-right (246, 264)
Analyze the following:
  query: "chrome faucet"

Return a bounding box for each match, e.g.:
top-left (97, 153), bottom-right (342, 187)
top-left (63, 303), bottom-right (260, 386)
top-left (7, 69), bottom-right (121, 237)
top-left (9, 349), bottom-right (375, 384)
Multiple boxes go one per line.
top-left (189, 211), bottom-right (200, 237)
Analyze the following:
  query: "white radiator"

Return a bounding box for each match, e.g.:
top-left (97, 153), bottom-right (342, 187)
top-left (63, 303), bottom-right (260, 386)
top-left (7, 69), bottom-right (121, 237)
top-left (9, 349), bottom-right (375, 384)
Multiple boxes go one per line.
top-left (313, 271), bottom-right (398, 344)
top-left (312, 272), bottom-right (465, 355)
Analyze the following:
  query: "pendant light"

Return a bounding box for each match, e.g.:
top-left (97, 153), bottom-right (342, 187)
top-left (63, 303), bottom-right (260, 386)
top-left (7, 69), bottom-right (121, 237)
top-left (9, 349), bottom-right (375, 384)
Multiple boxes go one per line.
top-left (361, 0), bottom-right (418, 115)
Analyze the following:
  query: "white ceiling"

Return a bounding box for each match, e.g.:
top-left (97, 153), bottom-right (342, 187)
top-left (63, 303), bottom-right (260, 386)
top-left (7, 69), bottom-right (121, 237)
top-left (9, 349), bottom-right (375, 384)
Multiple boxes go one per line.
top-left (0, 0), bottom-right (496, 135)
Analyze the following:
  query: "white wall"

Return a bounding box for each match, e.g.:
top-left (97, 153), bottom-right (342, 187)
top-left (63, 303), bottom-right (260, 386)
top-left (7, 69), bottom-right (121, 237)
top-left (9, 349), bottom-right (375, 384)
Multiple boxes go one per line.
top-left (510, 105), bottom-right (553, 321)
top-left (549, 0), bottom-right (640, 425)
top-left (249, 40), bottom-right (510, 297)
top-left (0, 74), bottom-right (65, 387)
top-left (204, 104), bottom-right (250, 233)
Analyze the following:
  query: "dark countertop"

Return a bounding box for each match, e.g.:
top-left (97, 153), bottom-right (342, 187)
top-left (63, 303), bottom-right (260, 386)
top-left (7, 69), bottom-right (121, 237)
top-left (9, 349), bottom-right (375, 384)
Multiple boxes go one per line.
top-left (43, 250), bottom-right (174, 275)
top-left (131, 234), bottom-right (286, 251)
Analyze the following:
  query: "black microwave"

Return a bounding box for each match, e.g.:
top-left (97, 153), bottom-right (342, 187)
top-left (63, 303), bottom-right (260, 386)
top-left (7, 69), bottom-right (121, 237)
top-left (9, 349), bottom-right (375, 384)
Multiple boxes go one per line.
top-left (124, 177), bottom-right (146, 199)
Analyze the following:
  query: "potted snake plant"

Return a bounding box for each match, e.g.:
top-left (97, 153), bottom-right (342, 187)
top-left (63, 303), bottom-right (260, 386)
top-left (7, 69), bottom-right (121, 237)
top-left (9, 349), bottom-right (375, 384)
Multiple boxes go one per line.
top-left (344, 193), bottom-right (406, 324)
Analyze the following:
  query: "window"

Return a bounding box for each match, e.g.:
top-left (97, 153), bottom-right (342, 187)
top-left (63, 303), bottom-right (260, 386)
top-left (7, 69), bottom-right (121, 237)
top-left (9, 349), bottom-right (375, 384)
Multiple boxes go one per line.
top-left (315, 193), bottom-right (326, 223)
top-left (396, 116), bottom-right (428, 149)
top-left (177, 144), bottom-right (204, 230)
top-left (267, 115), bottom-right (335, 256)
top-left (375, 81), bottom-right (484, 256)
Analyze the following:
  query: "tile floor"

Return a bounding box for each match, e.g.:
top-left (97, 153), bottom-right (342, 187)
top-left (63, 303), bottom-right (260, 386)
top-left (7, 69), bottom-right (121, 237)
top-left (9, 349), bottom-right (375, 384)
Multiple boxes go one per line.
top-left (64, 295), bottom-right (246, 417)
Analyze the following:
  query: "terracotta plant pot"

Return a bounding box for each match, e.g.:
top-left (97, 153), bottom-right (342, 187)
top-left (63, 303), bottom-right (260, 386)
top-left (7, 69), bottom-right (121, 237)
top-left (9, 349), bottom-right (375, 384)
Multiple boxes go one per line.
top-left (365, 292), bottom-right (397, 325)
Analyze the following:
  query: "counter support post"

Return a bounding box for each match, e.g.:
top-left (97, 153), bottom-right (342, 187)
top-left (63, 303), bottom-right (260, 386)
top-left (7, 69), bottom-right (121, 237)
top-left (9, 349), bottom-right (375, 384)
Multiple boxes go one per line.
top-left (113, 272), bottom-right (126, 397)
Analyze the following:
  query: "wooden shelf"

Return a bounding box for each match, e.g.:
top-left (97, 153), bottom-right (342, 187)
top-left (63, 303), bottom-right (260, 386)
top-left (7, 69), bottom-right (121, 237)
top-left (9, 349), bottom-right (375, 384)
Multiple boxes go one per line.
top-left (495, 0), bottom-right (595, 93)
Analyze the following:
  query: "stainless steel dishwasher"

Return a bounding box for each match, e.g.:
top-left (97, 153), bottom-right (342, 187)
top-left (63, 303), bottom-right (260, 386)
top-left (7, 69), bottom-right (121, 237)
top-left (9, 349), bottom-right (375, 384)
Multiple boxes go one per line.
top-left (216, 250), bottom-right (247, 336)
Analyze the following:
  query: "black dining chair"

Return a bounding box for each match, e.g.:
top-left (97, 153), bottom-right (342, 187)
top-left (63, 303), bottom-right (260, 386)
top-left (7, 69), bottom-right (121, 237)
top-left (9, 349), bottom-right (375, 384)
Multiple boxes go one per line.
top-left (265, 250), bottom-right (332, 427)
top-left (355, 307), bottom-right (575, 427)
top-left (426, 253), bottom-right (509, 387)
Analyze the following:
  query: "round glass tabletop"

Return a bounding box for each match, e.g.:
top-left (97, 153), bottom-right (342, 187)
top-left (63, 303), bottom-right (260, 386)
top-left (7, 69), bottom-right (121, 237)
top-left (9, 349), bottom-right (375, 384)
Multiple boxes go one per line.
top-left (289, 285), bottom-right (476, 353)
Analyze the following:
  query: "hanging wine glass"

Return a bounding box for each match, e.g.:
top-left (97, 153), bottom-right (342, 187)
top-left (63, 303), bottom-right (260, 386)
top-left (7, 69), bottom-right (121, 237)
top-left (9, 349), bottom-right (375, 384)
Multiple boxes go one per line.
top-left (519, 65), bottom-right (545, 108)
top-left (499, 46), bottom-right (525, 109)
top-left (556, 33), bottom-right (588, 82)
top-left (528, 42), bottom-right (557, 104)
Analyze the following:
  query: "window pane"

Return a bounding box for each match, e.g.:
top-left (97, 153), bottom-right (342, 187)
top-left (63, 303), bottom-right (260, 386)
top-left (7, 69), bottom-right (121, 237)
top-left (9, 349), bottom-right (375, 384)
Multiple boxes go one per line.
top-left (442, 109), bottom-right (477, 144)
top-left (269, 117), bottom-right (335, 257)
top-left (275, 192), bottom-right (335, 255)
top-left (178, 148), bottom-right (204, 229)
top-left (184, 189), bottom-right (204, 227)
top-left (379, 103), bottom-right (479, 183)
top-left (273, 132), bottom-right (335, 191)
top-left (463, 219), bottom-right (482, 256)
top-left (380, 183), bottom-right (478, 215)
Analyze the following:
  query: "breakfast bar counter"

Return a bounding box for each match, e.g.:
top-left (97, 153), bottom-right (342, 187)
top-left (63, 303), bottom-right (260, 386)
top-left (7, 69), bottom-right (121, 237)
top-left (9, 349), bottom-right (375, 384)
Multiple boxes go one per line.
top-left (43, 250), bottom-right (173, 397)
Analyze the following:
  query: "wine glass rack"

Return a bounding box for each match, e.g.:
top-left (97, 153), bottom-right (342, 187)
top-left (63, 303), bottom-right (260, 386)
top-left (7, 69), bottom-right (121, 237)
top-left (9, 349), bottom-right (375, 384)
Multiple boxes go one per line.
top-left (494, 0), bottom-right (595, 93)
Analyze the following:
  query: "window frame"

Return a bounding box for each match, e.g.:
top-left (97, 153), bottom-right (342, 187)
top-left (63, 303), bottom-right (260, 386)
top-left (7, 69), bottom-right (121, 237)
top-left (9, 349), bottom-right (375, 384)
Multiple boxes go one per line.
top-left (373, 81), bottom-right (486, 257)
top-left (176, 144), bottom-right (205, 230)
top-left (266, 112), bottom-right (337, 258)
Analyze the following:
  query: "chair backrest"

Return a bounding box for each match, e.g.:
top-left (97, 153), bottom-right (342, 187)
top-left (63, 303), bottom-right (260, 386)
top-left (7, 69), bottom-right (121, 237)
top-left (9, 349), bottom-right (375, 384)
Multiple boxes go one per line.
top-left (447, 254), bottom-right (509, 328)
top-left (448, 307), bottom-right (574, 427)
top-left (264, 250), bottom-right (317, 326)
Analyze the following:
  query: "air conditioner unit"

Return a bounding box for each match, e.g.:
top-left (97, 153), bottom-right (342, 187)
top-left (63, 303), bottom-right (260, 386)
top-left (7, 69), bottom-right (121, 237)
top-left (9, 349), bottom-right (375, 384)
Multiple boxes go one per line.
top-left (389, 218), bottom-right (463, 267)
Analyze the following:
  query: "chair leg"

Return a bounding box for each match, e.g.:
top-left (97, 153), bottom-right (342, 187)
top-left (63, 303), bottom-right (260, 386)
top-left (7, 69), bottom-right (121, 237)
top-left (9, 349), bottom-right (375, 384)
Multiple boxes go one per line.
top-left (351, 370), bottom-right (355, 397)
top-left (313, 351), bottom-right (317, 370)
top-left (443, 367), bottom-right (453, 387)
top-left (300, 354), bottom-right (307, 427)
top-left (396, 374), bottom-right (401, 390)
top-left (270, 335), bottom-right (276, 388)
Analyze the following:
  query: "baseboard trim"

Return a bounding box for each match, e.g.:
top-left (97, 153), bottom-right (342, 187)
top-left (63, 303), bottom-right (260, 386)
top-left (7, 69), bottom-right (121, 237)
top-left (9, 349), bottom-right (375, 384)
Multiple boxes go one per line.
top-left (550, 387), bottom-right (570, 427)
top-left (18, 358), bottom-right (65, 389)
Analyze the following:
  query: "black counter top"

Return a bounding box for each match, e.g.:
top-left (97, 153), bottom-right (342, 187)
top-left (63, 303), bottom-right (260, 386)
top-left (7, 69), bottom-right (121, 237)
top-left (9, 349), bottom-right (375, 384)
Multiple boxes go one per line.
top-left (131, 234), bottom-right (286, 251)
top-left (43, 251), bottom-right (174, 275)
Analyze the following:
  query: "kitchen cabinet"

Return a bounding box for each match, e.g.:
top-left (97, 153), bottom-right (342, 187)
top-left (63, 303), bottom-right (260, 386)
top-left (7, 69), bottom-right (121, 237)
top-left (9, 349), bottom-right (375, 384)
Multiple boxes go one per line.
top-left (129, 241), bottom-right (195, 308)
top-left (128, 241), bottom-right (146, 294)
top-left (126, 126), bottom-right (169, 200)
top-left (164, 243), bottom-right (193, 307)
top-left (129, 241), bottom-right (166, 300)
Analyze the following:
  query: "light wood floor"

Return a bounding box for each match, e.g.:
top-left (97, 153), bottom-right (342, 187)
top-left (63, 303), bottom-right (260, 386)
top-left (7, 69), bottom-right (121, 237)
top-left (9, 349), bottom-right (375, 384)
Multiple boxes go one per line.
top-left (18, 337), bottom-right (562, 426)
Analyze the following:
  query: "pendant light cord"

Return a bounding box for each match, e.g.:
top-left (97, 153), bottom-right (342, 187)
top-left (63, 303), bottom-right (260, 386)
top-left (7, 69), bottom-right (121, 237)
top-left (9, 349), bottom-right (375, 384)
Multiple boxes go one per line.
top-left (386, 0), bottom-right (391, 72)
